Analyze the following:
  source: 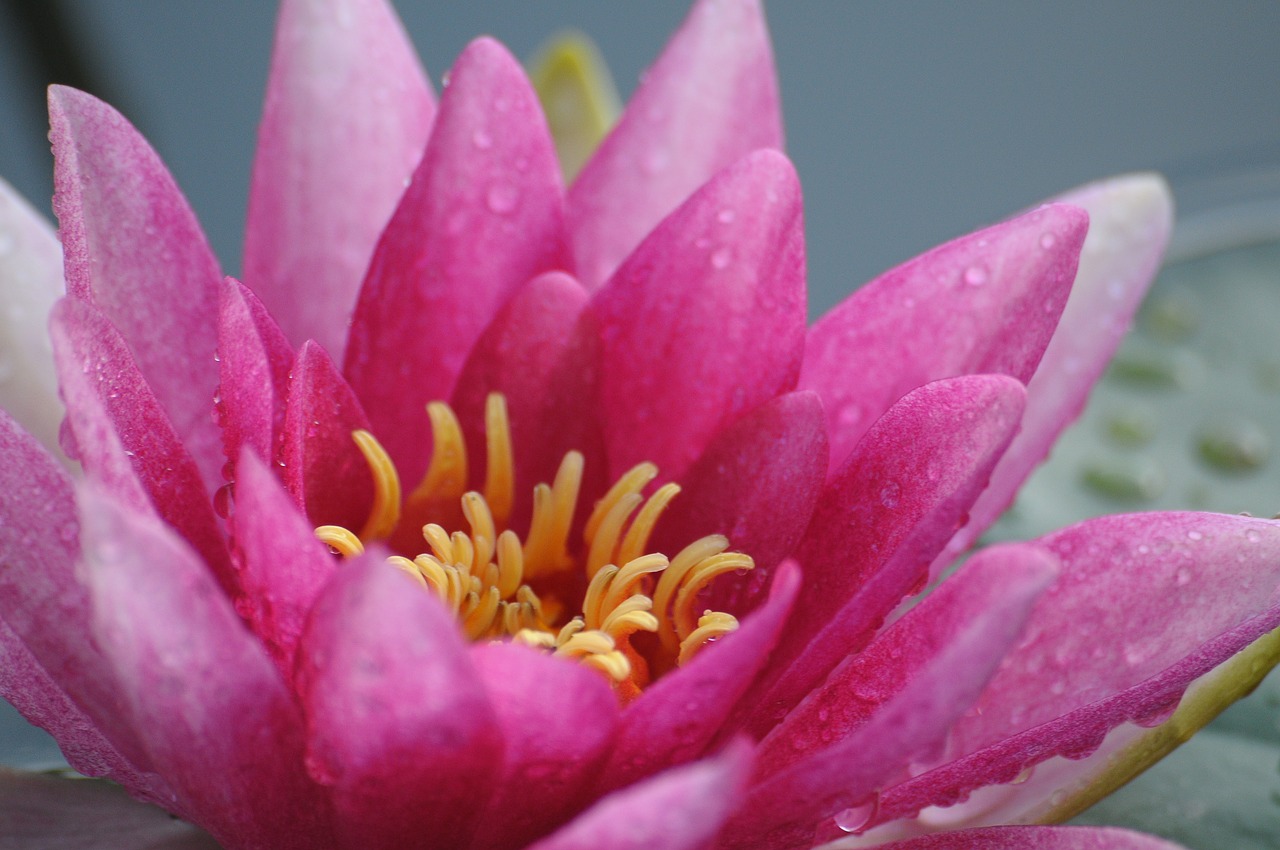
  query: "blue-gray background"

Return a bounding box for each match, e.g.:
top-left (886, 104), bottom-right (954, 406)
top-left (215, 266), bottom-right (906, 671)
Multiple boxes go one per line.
top-left (1, 2), bottom-right (1279, 846)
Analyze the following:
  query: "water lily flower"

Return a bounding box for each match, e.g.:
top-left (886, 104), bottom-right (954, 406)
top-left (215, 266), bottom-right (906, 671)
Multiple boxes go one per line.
top-left (1, 1), bottom-right (1278, 849)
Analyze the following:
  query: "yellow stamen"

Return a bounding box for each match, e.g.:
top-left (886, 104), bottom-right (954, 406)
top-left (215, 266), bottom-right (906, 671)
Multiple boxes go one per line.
top-left (483, 394), bottom-right (515, 528)
top-left (316, 525), bottom-right (366, 558)
top-left (408, 402), bottom-right (468, 509)
top-left (678, 611), bottom-right (741, 666)
top-left (353, 430), bottom-right (401, 541)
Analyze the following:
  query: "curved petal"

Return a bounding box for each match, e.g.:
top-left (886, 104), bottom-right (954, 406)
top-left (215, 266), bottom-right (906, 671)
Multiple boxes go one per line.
top-left (526, 741), bottom-right (753, 850)
top-left (79, 483), bottom-right (331, 850)
top-left (0, 177), bottom-right (64, 454)
top-left (244, 0), bottom-right (435, 357)
top-left (228, 450), bottom-right (336, 679)
top-left (601, 561), bottom-right (799, 792)
top-left (50, 299), bottom-right (234, 596)
top-left (872, 825), bottom-right (1186, 850)
top-left (800, 203), bottom-right (1088, 471)
top-left (568, 0), bottom-right (781, 289)
top-left (49, 86), bottom-right (222, 487)
top-left (743, 375), bottom-right (1026, 734)
top-left (217, 278), bottom-right (294, 473)
top-left (281, 340), bottom-right (373, 531)
top-left (875, 513), bottom-right (1280, 826)
top-left (591, 149), bottom-right (805, 481)
top-left (344, 37), bottom-right (570, 484)
top-left (468, 643), bottom-right (620, 849)
top-left (935, 175), bottom-right (1174, 570)
top-left (294, 555), bottom-right (502, 850)
top-left (721, 547), bottom-right (1051, 850)
top-left (654, 391), bottom-right (827, 614)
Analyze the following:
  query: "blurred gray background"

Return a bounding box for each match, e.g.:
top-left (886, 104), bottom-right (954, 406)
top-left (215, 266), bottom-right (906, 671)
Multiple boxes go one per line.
top-left (1, 0), bottom-right (1279, 844)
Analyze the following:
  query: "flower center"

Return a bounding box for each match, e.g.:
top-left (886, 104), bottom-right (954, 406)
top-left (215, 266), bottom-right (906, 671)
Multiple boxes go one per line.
top-left (314, 394), bottom-right (752, 697)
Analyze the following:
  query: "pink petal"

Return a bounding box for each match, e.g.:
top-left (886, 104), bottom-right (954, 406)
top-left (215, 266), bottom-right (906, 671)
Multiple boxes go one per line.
top-left (602, 561), bottom-right (800, 792)
top-left (527, 741), bottom-right (753, 850)
top-left (50, 299), bottom-right (234, 595)
top-left (281, 340), bottom-right (374, 531)
top-left (344, 37), bottom-right (570, 483)
top-left (49, 86), bottom-right (223, 488)
top-left (0, 177), bottom-right (64, 454)
top-left (294, 555), bottom-right (501, 850)
top-left (874, 825), bottom-right (1186, 850)
top-left (800, 203), bottom-right (1087, 471)
top-left (722, 546), bottom-right (1052, 849)
top-left (0, 409), bottom-right (156, 787)
top-left (591, 149), bottom-right (805, 481)
top-left (79, 482), bottom-right (331, 850)
top-left (468, 643), bottom-right (620, 849)
top-left (216, 278), bottom-right (294, 474)
top-left (449, 270), bottom-right (605, 528)
top-left (935, 175), bottom-right (1174, 571)
top-left (227, 450), bottom-right (336, 679)
top-left (654, 391), bottom-right (827, 614)
top-left (876, 513), bottom-right (1280, 825)
top-left (743, 375), bottom-right (1026, 734)
top-left (244, 0), bottom-right (435, 358)
top-left (568, 0), bottom-right (782, 289)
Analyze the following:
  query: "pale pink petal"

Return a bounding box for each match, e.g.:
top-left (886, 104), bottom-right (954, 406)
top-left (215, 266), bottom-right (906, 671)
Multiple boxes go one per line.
top-left (50, 299), bottom-right (234, 595)
top-left (217, 278), bottom-right (294, 473)
top-left (527, 741), bottom-right (753, 850)
top-left (449, 270), bottom-right (602, 527)
top-left (227, 450), bottom-right (336, 679)
top-left (722, 547), bottom-right (1052, 849)
top-left (49, 86), bottom-right (222, 487)
top-left (935, 175), bottom-right (1174, 570)
top-left (876, 513), bottom-right (1280, 825)
top-left (79, 483), bottom-right (331, 850)
top-left (0, 177), bottom-right (64, 454)
top-left (0, 409), bottom-right (157, 786)
top-left (468, 643), bottom-right (620, 848)
top-left (344, 37), bottom-right (569, 483)
top-left (872, 825), bottom-right (1186, 850)
top-left (568, 0), bottom-right (781, 289)
top-left (281, 340), bottom-right (374, 531)
top-left (591, 149), bottom-right (805, 481)
top-left (244, 0), bottom-right (435, 357)
top-left (654, 391), bottom-right (827, 614)
top-left (294, 555), bottom-right (501, 850)
top-left (743, 375), bottom-right (1026, 735)
top-left (800, 203), bottom-right (1087, 471)
top-left (602, 561), bottom-right (799, 792)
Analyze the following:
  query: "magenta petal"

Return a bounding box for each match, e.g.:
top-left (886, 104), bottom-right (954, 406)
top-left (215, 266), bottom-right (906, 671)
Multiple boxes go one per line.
top-left (450, 270), bottom-right (602, 521)
top-left (723, 547), bottom-right (1052, 849)
top-left (745, 375), bottom-right (1026, 733)
top-left (228, 450), bottom-right (336, 680)
top-left (295, 555), bottom-right (501, 850)
top-left (602, 561), bottom-right (799, 793)
top-left (281, 340), bottom-right (374, 530)
top-left (79, 483), bottom-right (330, 850)
top-left (591, 149), bottom-right (805, 481)
top-left (344, 37), bottom-right (570, 482)
top-left (568, 0), bottom-right (782, 289)
top-left (875, 825), bottom-right (1186, 850)
top-left (800, 203), bottom-right (1087, 471)
top-left (936, 175), bottom-right (1174, 569)
top-left (877, 513), bottom-right (1280, 825)
top-left (244, 0), bottom-right (434, 358)
top-left (655, 391), bottom-right (827, 613)
top-left (49, 86), bottom-right (222, 487)
top-left (527, 741), bottom-right (753, 850)
top-left (50, 299), bottom-right (234, 595)
top-left (217, 278), bottom-right (294, 473)
top-left (468, 643), bottom-right (620, 849)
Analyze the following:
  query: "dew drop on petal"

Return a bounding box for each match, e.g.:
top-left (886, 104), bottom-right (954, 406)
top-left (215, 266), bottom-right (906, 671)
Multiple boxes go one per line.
top-left (472, 129), bottom-right (493, 150)
top-left (717, 208), bottom-right (736, 224)
top-left (1039, 232), bottom-right (1057, 250)
top-left (486, 183), bottom-right (519, 214)
top-left (710, 247), bottom-right (732, 270)
top-left (834, 794), bottom-right (879, 834)
top-left (963, 265), bottom-right (988, 286)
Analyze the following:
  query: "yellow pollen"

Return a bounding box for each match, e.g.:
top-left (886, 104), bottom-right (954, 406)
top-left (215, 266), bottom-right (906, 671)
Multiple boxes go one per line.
top-left (315, 392), bottom-right (754, 692)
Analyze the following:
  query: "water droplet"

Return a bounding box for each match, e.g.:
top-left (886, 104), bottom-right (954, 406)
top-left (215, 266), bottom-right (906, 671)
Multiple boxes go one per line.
top-left (717, 208), bottom-right (736, 224)
top-left (710, 247), bottom-right (732, 270)
top-left (1011, 765), bottom-right (1035, 784)
top-left (643, 149), bottom-right (670, 175)
top-left (213, 484), bottom-right (234, 519)
top-left (834, 793), bottom-right (880, 834)
top-left (1186, 530), bottom-right (1204, 542)
top-left (1174, 566), bottom-right (1192, 586)
top-left (1196, 418), bottom-right (1270, 473)
top-left (471, 129), bottom-right (493, 150)
top-left (1246, 529), bottom-right (1262, 543)
top-left (1039, 232), bottom-right (1057, 250)
top-left (963, 265), bottom-right (988, 286)
top-left (879, 481), bottom-right (901, 508)
top-left (1080, 459), bottom-right (1165, 502)
top-left (486, 183), bottom-right (519, 214)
